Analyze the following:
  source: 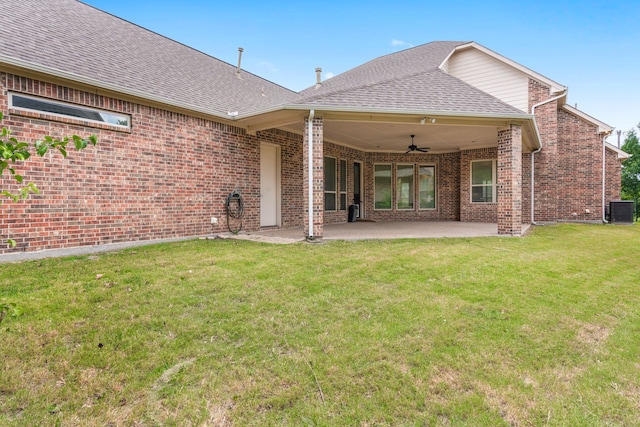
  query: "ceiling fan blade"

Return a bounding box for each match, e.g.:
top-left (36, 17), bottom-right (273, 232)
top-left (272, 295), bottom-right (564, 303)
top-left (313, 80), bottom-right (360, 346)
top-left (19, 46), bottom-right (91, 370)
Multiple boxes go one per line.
top-left (416, 147), bottom-right (430, 153)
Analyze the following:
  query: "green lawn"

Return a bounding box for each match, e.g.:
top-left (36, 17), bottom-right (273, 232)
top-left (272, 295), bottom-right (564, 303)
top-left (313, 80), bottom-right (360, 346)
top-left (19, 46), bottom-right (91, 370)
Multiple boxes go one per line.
top-left (1, 224), bottom-right (639, 426)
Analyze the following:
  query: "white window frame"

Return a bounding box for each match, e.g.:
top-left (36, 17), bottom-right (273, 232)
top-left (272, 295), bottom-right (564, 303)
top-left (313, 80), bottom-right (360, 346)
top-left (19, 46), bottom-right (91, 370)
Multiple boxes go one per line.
top-left (9, 92), bottom-right (130, 130)
top-left (418, 164), bottom-right (437, 210)
top-left (471, 159), bottom-right (497, 203)
top-left (374, 163), bottom-right (393, 210)
top-left (339, 159), bottom-right (347, 211)
top-left (324, 156), bottom-right (337, 211)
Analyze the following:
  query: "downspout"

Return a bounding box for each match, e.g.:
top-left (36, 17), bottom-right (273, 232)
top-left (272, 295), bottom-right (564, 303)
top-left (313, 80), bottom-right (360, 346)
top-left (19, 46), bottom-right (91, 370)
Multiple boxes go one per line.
top-left (602, 133), bottom-right (609, 223)
top-left (530, 89), bottom-right (568, 225)
top-left (308, 110), bottom-right (315, 239)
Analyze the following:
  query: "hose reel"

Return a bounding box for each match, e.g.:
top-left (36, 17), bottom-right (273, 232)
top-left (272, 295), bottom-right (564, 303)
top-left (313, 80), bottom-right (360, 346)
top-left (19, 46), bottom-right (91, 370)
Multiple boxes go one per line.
top-left (225, 190), bottom-right (244, 234)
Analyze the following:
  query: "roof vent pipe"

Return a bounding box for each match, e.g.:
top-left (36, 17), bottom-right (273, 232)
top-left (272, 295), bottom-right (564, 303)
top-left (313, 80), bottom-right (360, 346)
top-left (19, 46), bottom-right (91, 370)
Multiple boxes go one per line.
top-left (236, 47), bottom-right (244, 77)
top-left (315, 67), bottom-right (322, 89)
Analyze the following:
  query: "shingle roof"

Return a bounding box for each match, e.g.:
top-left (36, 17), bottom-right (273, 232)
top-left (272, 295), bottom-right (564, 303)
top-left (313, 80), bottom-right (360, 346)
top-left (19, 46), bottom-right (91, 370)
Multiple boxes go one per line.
top-left (0, 0), bottom-right (301, 118)
top-left (1, 3), bottom-right (528, 120)
top-left (300, 41), bottom-right (464, 97)
top-left (299, 69), bottom-right (525, 115)
top-left (297, 41), bottom-right (527, 116)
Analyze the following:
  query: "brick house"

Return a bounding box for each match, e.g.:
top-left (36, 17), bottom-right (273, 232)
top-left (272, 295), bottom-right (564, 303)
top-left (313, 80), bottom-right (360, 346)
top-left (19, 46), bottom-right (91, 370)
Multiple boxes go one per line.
top-left (0, 0), bottom-right (627, 255)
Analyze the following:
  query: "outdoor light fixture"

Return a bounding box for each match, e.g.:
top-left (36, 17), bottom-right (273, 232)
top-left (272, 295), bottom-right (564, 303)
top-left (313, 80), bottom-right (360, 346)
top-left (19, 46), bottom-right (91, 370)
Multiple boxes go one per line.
top-left (420, 117), bottom-right (436, 125)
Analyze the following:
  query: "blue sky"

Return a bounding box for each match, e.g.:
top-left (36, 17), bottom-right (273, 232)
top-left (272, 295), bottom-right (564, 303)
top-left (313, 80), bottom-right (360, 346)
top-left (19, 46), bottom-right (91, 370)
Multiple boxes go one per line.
top-left (84, 0), bottom-right (639, 143)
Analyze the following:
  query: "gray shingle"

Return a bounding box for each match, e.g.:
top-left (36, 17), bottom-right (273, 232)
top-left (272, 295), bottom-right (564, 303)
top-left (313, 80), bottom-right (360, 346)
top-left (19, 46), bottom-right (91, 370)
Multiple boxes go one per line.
top-left (1, 2), bottom-right (528, 120)
top-left (0, 0), bottom-right (300, 117)
top-left (297, 41), bottom-right (527, 116)
top-left (300, 69), bottom-right (525, 115)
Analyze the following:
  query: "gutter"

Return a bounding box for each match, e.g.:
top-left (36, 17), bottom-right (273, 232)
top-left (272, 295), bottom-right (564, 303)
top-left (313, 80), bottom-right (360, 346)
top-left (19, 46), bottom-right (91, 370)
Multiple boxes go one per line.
top-left (529, 89), bottom-right (568, 225)
top-left (237, 103), bottom-right (537, 121)
top-left (307, 110), bottom-right (315, 239)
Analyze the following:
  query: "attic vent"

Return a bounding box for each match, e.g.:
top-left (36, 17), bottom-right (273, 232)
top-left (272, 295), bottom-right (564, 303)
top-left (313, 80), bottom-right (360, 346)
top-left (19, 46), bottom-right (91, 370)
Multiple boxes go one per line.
top-left (315, 67), bottom-right (322, 89)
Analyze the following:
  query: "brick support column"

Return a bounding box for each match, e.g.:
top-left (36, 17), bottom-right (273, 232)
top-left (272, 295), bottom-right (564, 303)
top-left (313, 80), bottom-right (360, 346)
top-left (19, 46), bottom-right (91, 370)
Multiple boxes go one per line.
top-left (497, 125), bottom-right (522, 235)
top-left (303, 115), bottom-right (324, 238)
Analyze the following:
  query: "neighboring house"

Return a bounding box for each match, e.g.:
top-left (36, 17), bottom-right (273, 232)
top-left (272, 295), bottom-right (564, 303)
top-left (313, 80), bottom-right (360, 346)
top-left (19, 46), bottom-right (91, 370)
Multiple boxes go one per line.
top-left (0, 0), bottom-right (628, 254)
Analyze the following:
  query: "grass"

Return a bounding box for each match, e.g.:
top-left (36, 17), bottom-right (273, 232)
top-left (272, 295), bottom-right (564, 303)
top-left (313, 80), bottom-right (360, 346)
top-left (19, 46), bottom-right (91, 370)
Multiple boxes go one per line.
top-left (1, 223), bottom-right (639, 426)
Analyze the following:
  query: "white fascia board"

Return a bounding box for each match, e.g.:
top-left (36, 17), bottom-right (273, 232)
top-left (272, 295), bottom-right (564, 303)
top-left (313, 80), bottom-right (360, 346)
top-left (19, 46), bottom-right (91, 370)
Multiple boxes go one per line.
top-left (562, 104), bottom-right (613, 134)
top-left (440, 42), bottom-right (567, 94)
top-left (605, 142), bottom-right (631, 159)
top-left (246, 103), bottom-right (534, 120)
top-left (239, 103), bottom-right (542, 151)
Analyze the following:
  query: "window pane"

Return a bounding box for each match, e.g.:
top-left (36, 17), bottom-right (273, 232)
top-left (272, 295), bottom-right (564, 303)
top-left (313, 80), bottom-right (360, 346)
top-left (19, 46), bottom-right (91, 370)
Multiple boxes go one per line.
top-left (340, 193), bottom-right (347, 211)
top-left (12, 94), bottom-right (130, 127)
top-left (324, 157), bottom-right (336, 191)
top-left (472, 186), bottom-right (493, 203)
top-left (339, 160), bottom-right (347, 192)
top-left (419, 165), bottom-right (436, 209)
top-left (396, 164), bottom-right (414, 210)
top-left (472, 160), bottom-right (493, 185)
top-left (325, 193), bottom-right (336, 211)
top-left (374, 164), bottom-right (392, 209)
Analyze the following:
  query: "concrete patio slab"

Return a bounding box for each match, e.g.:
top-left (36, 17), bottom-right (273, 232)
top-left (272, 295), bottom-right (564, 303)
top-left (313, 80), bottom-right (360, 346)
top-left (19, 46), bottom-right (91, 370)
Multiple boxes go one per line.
top-left (230, 221), bottom-right (530, 243)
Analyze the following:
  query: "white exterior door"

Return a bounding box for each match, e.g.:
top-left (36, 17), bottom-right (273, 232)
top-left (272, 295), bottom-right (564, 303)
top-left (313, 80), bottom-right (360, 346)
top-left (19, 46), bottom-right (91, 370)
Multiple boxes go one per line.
top-left (260, 143), bottom-right (279, 227)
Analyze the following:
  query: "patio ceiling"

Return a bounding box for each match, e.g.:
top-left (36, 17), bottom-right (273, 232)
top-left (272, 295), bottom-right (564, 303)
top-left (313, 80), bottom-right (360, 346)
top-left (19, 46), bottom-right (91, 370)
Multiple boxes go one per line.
top-left (238, 108), bottom-right (540, 153)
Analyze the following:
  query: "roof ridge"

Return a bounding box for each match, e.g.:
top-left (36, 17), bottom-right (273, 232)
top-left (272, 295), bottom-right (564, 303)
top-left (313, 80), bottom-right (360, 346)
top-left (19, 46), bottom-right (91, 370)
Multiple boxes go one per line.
top-left (369, 40), bottom-right (469, 62)
top-left (298, 41), bottom-right (469, 98)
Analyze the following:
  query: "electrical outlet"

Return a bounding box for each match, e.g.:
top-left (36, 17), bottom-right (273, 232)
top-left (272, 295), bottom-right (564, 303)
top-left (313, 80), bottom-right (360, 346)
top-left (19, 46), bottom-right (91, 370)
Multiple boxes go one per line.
top-left (210, 217), bottom-right (218, 225)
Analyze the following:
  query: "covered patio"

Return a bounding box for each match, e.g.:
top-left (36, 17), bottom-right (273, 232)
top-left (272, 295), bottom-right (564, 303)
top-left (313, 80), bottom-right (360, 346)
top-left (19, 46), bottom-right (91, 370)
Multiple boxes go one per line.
top-left (235, 42), bottom-right (547, 239)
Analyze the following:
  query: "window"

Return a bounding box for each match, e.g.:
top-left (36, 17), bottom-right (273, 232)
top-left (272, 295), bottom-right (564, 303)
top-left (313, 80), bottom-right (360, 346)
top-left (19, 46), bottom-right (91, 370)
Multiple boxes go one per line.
top-left (324, 156), bottom-right (337, 211)
top-left (419, 165), bottom-right (436, 209)
top-left (374, 164), bottom-right (392, 210)
top-left (471, 160), bottom-right (496, 203)
top-left (339, 159), bottom-right (347, 210)
top-left (10, 93), bottom-right (130, 129)
top-left (396, 164), bottom-right (414, 210)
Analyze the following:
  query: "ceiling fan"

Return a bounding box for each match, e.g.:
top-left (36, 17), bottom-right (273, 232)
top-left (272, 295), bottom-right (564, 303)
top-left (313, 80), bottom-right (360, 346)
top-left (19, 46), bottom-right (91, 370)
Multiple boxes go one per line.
top-left (405, 135), bottom-right (430, 154)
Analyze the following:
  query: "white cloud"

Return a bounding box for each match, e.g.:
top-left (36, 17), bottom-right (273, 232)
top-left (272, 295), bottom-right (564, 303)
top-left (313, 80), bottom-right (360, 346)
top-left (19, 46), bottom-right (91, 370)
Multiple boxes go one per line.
top-left (258, 60), bottom-right (278, 73)
top-left (324, 72), bottom-right (335, 80)
top-left (391, 39), bottom-right (414, 48)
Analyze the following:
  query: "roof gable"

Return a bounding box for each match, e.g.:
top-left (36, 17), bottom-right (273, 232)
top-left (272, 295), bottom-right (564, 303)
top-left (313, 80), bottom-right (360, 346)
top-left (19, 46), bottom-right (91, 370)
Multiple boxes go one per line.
top-left (296, 41), bottom-right (527, 117)
top-left (443, 42), bottom-right (566, 94)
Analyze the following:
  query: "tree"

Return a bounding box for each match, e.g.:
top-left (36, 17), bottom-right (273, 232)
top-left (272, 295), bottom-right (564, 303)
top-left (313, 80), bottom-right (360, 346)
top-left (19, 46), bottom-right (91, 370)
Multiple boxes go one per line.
top-left (621, 124), bottom-right (640, 201)
top-left (1, 112), bottom-right (97, 246)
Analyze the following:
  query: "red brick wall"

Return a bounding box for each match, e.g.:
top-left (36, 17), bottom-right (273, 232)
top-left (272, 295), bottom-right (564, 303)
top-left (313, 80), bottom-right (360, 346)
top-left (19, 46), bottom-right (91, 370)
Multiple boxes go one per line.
top-left (529, 79), bottom-right (558, 222)
top-left (303, 116), bottom-right (324, 237)
top-left (522, 152), bottom-right (532, 223)
top-left (497, 125), bottom-right (522, 235)
top-left (605, 148), bottom-right (622, 208)
top-left (556, 108), bottom-right (609, 221)
top-left (460, 147), bottom-right (498, 223)
top-left (0, 73), bottom-right (281, 253)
